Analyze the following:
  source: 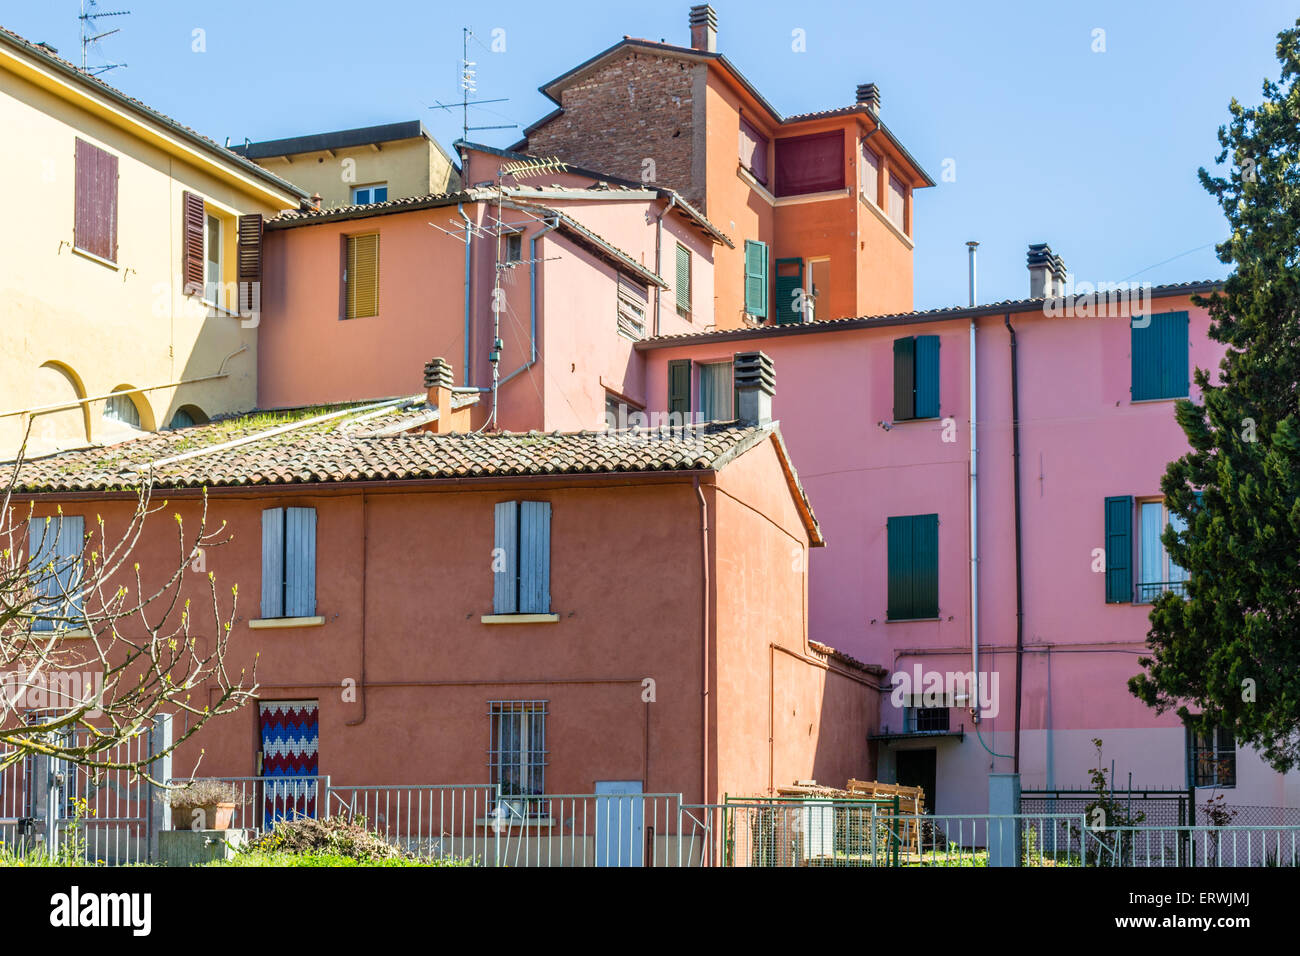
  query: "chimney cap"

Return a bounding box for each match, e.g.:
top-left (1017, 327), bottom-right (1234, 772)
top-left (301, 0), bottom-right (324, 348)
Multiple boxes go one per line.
top-left (424, 357), bottom-right (455, 390)
top-left (856, 83), bottom-right (881, 113)
top-left (689, 3), bottom-right (718, 27)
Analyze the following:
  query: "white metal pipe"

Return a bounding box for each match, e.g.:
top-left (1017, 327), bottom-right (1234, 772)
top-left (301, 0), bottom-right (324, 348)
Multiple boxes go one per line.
top-left (967, 241), bottom-right (980, 720)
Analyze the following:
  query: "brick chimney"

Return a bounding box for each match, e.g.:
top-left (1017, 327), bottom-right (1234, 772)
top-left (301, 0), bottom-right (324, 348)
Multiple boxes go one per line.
top-left (423, 357), bottom-right (459, 434)
top-left (856, 83), bottom-right (881, 115)
top-left (734, 351), bottom-right (775, 426)
top-left (1027, 243), bottom-right (1066, 299)
top-left (689, 4), bottom-right (718, 52)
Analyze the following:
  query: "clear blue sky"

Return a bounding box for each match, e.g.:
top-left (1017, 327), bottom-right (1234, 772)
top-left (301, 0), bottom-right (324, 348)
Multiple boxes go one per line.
top-left (8, 1), bottom-right (1295, 309)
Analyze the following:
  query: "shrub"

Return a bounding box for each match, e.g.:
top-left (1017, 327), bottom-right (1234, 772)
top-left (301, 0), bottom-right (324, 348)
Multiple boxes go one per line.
top-left (245, 816), bottom-right (405, 862)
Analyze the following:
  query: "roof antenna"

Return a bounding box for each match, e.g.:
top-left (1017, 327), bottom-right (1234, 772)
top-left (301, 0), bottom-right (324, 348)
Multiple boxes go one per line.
top-left (427, 27), bottom-right (517, 145)
top-left (78, 0), bottom-right (130, 76)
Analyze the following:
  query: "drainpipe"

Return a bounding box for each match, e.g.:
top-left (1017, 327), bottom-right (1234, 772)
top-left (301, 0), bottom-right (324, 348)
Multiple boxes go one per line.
top-left (1005, 313), bottom-right (1026, 772)
top-left (459, 200), bottom-right (473, 388)
top-left (694, 476), bottom-right (710, 815)
top-left (653, 194), bottom-right (677, 337)
top-left (345, 491), bottom-right (369, 727)
top-left (498, 217), bottom-right (559, 388)
top-left (967, 242), bottom-right (980, 722)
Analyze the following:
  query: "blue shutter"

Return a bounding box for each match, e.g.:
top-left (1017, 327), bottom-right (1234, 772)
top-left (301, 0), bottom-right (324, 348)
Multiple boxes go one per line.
top-left (518, 501), bottom-right (552, 614)
top-left (913, 513), bottom-right (939, 618)
top-left (28, 516), bottom-right (76, 631)
top-left (893, 337), bottom-right (916, 420)
top-left (261, 507), bottom-right (285, 619)
top-left (493, 501), bottom-right (519, 614)
top-left (887, 516), bottom-right (912, 621)
top-left (284, 507), bottom-right (317, 618)
top-left (744, 240), bottom-right (768, 318)
top-left (56, 516), bottom-right (84, 620)
top-left (1132, 311), bottom-right (1189, 400)
top-left (915, 335), bottom-right (940, 419)
top-left (1104, 496), bottom-right (1133, 603)
top-left (1160, 311), bottom-right (1189, 399)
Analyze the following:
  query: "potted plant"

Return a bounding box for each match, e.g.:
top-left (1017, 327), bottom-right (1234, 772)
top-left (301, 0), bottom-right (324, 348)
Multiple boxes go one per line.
top-left (161, 779), bottom-right (242, 831)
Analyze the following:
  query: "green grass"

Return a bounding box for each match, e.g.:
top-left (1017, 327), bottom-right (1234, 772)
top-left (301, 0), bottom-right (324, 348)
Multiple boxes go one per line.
top-left (206, 850), bottom-right (475, 867)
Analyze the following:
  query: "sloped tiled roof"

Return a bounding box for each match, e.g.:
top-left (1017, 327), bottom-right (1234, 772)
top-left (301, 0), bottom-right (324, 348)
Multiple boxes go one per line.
top-left (268, 189), bottom-right (487, 226)
top-left (0, 24), bottom-right (306, 201)
top-left (636, 280), bottom-right (1224, 349)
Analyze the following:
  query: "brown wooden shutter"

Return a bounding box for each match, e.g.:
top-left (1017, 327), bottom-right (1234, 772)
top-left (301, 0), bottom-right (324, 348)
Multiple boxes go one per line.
top-left (345, 233), bottom-right (379, 319)
top-left (182, 191), bottom-right (206, 295)
top-left (237, 213), bottom-right (264, 313)
top-left (74, 138), bottom-right (118, 262)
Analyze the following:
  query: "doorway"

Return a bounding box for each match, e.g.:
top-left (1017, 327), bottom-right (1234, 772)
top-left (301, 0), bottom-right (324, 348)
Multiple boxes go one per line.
top-left (895, 748), bottom-right (937, 813)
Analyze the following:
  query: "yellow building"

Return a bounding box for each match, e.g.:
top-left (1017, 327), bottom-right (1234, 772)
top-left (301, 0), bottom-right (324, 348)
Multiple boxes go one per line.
top-left (0, 27), bottom-right (306, 459)
top-left (232, 121), bottom-right (460, 209)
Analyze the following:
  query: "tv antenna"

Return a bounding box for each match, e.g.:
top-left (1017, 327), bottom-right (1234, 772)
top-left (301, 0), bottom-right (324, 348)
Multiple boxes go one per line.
top-left (79, 0), bottom-right (130, 76)
top-left (427, 27), bottom-right (517, 144)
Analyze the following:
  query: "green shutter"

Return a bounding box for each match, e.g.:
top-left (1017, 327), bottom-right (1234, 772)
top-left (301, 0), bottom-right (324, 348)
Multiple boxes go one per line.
top-left (887, 514), bottom-right (938, 620)
top-left (1132, 311), bottom-right (1189, 401)
top-left (667, 359), bottom-right (691, 418)
top-left (675, 244), bottom-right (691, 314)
top-left (1105, 495), bottom-right (1133, 603)
top-left (774, 257), bottom-right (803, 325)
top-left (893, 336), bottom-right (916, 420)
top-left (915, 335), bottom-right (940, 419)
top-left (744, 240), bottom-right (768, 318)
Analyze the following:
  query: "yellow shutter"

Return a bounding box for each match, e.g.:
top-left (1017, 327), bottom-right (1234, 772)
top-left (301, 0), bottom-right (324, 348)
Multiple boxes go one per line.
top-left (346, 233), bottom-right (380, 318)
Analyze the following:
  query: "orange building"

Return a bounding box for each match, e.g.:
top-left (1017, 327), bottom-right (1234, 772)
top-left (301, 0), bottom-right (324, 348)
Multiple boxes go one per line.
top-left (517, 4), bottom-right (933, 328)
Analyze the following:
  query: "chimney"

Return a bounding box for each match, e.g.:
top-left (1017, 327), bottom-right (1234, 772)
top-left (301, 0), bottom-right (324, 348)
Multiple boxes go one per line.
top-left (311, 192), bottom-right (322, 211)
top-left (734, 351), bottom-right (775, 426)
top-left (424, 357), bottom-right (457, 434)
top-left (1027, 243), bottom-right (1064, 298)
top-left (689, 4), bottom-right (718, 52)
top-left (856, 83), bottom-right (881, 115)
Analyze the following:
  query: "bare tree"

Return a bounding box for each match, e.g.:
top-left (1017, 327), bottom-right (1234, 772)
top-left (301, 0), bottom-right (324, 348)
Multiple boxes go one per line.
top-left (0, 424), bottom-right (258, 779)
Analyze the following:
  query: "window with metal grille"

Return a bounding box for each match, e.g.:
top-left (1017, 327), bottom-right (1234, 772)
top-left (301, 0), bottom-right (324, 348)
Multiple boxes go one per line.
top-left (907, 707), bottom-right (950, 733)
top-left (344, 233), bottom-right (380, 319)
top-left (489, 701), bottom-right (548, 816)
top-left (1189, 726), bottom-right (1236, 788)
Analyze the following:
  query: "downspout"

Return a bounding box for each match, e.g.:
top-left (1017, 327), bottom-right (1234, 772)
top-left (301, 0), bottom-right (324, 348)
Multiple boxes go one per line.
top-left (1005, 314), bottom-right (1026, 773)
top-left (653, 194), bottom-right (677, 337)
top-left (967, 242), bottom-right (980, 723)
top-left (460, 200), bottom-right (473, 388)
top-left (346, 491), bottom-right (369, 727)
top-left (498, 217), bottom-right (559, 388)
top-left (694, 476), bottom-right (710, 814)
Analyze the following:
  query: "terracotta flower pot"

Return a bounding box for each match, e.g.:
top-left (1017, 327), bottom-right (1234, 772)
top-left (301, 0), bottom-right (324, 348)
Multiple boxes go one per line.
top-left (171, 801), bottom-right (237, 831)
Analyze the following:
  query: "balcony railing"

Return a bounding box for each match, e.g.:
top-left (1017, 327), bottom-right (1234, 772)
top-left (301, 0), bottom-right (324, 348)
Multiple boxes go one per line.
top-left (1135, 580), bottom-right (1188, 603)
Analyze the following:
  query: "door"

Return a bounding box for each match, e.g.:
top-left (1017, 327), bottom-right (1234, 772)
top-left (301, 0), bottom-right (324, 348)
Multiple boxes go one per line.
top-left (259, 700), bottom-right (319, 827)
top-left (594, 780), bottom-right (644, 867)
top-left (895, 748), bottom-right (937, 813)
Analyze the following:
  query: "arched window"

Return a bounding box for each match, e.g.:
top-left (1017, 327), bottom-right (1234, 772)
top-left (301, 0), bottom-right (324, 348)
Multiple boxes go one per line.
top-left (168, 405), bottom-right (208, 429)
top-left (103, 390), bottom-right (141, 428)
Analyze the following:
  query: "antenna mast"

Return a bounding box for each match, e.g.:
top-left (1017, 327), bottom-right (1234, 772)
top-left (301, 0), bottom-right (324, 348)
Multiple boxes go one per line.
top-left (427, 27), bottom-right (516, 144)
top-left (79, 0), bottom-right (130, 76)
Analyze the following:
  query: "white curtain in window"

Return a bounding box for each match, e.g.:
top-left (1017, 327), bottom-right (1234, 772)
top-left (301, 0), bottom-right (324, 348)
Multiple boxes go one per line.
top-left (1168, 511), bottom-right (1188, 583)
top-left (699, 362), bottom-right (733, 422)
top-left (1139, 502), bottom-right (1164, 585)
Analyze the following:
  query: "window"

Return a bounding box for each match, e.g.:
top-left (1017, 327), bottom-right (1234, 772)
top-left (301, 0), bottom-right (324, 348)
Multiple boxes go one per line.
top-left (667, 360), bottom-right (691, 420)
top-left (774, 130), bottom-right (844, 197)
top-left (168, 405), bottom-right (207, 429)
top-left (344, 233), bottom-right (380, 319)
top-left (204, 213), bottom-right (222, 302)
top-left (1136, 500), bottom-right (1188, 602)
top-left (888, 173), bottom-right (907, 231)
top-left (743, 240), bottom-right (768, 318)
top-left (103, 391), bottom-right (141, 427)
top-left (351, 184), bottom-right (388, 204)
top-left (74, 138), bottom-right (118, 263)
top-left (698, 361), bottom-right (733, 422)
top-left (674, 243), bottom-right (691, 319)
top-left (1132, 311), bottom-right (1189, 401)
top-left (806, 258), bottom-right (830, 321)
top-left (1189, 726), bottom-right (1236, 788)
top-left (774, 257), bottom-right (804, 325)
top-left (887, 514), bottom-right (939, 620)
top-left (605, 392), bottom-right (644, 430)
top-left (738, 117), bottom-right (769, 185)
top-left (860, 142), bottom-right (880, 205)
top-left (261, 507), bottom-right (317, 619)
top-left (493, 501), bottom-right (551, 615)
top-left (28, 515), bottom-right (84, 632)
top-left (505, 232), bottom-right (523, 263)
top-left (490, 701), bottom-right (548, 815)
top-left (616, 275), bottom-right (648, 340)
top-left (904, 707), bottom-right (950, 733)
top-left (893, 335), bottom-right (941, 420)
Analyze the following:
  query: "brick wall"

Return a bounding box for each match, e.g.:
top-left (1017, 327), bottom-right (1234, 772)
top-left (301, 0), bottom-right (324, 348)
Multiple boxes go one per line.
top-left (525, 51), bottom-right (704, 203)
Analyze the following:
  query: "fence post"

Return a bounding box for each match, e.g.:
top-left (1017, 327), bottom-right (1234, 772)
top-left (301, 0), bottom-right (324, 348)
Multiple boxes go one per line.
top-left (147, 714), bottom-right (172, 862)
top-left (988, 772), bottom-right (1021, 866)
